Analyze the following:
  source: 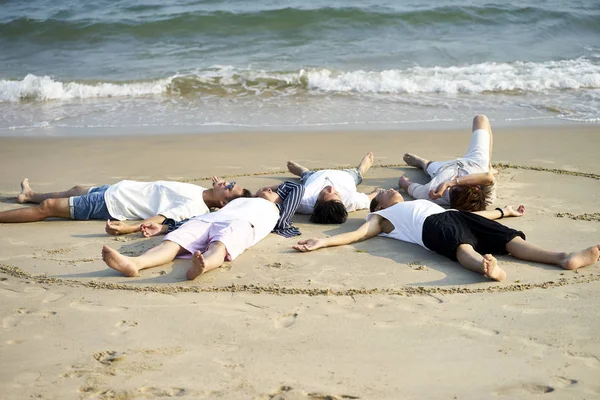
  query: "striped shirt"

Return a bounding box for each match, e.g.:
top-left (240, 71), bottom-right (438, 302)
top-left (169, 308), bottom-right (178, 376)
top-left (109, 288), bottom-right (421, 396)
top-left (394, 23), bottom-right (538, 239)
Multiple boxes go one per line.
top-left (162, 181), bottom-right (304, 238)
top-left (272, 181), bottom-right (304, 237)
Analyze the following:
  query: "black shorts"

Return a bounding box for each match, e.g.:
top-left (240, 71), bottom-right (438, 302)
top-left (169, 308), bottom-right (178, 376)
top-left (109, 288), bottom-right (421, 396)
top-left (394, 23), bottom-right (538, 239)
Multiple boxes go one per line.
top-left (422, 211), bottom-right (526, 261)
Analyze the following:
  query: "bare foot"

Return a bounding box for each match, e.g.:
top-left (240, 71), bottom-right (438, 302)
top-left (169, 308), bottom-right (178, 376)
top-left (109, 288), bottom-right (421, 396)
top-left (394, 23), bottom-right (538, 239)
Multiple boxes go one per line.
top-left (561, 245), bottom-right (600, 270)
top-left (398, 176), bottom-right (412, 191)
top-left (403, 153), bottom-right (429, 171)
top-left (17, 178), bottom-right (35, 203)
top-left (102, 245), bottom-right (139, 277)
top-left (357, 152), bottom-right (374, 176)
top-left (482, 254), bottom-right (506, 281)
top-left (287, 161), bottom-right (309, 177)
top-left (186, 251), bottom-right (207, 280)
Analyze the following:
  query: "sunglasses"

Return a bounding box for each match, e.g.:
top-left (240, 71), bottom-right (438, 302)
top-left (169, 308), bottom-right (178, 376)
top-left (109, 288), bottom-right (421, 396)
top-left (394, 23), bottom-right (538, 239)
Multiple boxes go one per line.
top-left (224, 181), bottom-right (236, 191)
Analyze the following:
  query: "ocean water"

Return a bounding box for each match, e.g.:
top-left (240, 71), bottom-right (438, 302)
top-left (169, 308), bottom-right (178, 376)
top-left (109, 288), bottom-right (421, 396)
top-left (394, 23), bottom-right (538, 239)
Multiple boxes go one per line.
top-left (0, 0), bottom-right (599, 136)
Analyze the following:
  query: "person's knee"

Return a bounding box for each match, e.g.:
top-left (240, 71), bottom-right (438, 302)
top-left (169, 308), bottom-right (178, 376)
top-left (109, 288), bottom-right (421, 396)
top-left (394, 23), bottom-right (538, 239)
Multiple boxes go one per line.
top-left (472, 114), bottom-right (490, 132)
top-left (39, 199), bottom-right (63, 217)
top-left (72, 185), bottom-right (88, 193)
top-left (209, 241), bottom-right (227, 252)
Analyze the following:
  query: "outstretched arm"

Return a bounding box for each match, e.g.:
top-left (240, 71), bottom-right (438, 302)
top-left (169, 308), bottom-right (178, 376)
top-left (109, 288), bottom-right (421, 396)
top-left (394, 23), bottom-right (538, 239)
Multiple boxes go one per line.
top-left (472, 205), bottom-right (525, 221)
top-left (293, 215), bottom-right (384, 252)
top-left (105, 215), bottom-right (167, 235)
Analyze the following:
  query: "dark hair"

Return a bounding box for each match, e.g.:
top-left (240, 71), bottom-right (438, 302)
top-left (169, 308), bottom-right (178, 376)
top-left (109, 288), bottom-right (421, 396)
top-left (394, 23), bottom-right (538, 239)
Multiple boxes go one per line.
top-left (449, 186), bottom-right (486, 212)
top-left (369, 196), bottom-right (379, 212)
top-left (310, 200), bottom-right (348, 224)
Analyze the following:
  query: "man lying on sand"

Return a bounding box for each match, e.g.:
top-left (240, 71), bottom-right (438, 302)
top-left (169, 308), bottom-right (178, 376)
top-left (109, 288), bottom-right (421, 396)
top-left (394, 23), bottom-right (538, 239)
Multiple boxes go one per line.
top-left (102, 181), bottom-right (304, 280)
top-left (399, 114), bottom-right (497, 211)
top-left (293, 189), bottom-right (600, 281)
top-left (287, 151), bottom-right (380, 224)
top-left (0, 177), bottom-right (251, 236)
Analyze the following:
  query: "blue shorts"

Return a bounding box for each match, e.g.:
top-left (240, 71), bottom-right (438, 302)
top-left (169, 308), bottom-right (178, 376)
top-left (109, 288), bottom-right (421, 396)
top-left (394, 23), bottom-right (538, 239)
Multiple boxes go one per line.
top-left (300, 168), bottom-right (363, 185)
top-left (68, 185), bottom-right (113, 220)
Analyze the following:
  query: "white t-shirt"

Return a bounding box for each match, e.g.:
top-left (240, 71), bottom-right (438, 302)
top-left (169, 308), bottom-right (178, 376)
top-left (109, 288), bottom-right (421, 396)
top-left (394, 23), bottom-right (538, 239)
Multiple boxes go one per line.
top-left (367, 200), bottom-right (447, 248)
top-left (195, 197), bottom-right (279, 246)
top-left (104, 180), bottom-right (209, 221)
top-left (297, 170), bottom-right (370, 214)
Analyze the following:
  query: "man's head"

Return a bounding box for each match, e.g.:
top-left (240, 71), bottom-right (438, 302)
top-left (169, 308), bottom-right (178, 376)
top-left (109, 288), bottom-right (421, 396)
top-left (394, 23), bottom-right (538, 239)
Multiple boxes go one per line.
top-left (214, 180), bottom-right (251, 206)
top-left (370, 189), bottom-right (404, 212)
top-left (310, 185), bottom-right (348, 224)
top-left (254, 187), bottom-right (281, 203)
top-left (449, 185), bottom-right (486, 211)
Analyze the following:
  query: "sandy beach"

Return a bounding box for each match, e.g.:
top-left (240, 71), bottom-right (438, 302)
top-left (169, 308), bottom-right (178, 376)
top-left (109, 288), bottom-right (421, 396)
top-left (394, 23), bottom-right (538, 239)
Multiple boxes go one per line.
top-left (0, 125), bottom-right (599, 399)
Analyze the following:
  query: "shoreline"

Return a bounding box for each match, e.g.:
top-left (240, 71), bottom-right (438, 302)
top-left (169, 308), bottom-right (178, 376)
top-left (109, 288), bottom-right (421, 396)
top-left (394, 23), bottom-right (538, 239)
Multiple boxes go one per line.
top-left (0, 116), bottom-right (595, 138)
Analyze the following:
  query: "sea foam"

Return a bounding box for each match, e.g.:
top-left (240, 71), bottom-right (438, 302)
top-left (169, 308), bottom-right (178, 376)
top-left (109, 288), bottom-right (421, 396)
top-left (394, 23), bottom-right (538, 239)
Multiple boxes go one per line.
top-left (1, 58), bottom-right (599, 102)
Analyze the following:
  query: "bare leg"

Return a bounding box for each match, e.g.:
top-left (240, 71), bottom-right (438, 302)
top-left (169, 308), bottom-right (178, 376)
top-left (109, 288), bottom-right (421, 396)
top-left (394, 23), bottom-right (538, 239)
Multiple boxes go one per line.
top-left (0, 198), bottom-right (71, 223)
top-left (472, 114), bottom-right (498, 176)
top-left (403, 153), bottom-right (431, 171)
top-left (357, 151), bottom-right (374, 176)
top-left (287, 161), bottom-right (309, 177)
top-left (456, 244), bottom-right (506, 281)
top-left (17, 178), bottom-right (92, 204)
top-left (506, 237), bottom-right (600, 270)
top-left (102, 241), bottom-right (184, 277)
top-left (186, 241), bottom-right (227, 280)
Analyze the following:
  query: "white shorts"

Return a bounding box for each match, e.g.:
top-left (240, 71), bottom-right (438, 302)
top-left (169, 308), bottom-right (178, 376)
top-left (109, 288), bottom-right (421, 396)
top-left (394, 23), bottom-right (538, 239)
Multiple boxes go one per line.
top-left (163, 219), bottom-right (254, 261)
top-left (427, 128), bottom-right (491, 176)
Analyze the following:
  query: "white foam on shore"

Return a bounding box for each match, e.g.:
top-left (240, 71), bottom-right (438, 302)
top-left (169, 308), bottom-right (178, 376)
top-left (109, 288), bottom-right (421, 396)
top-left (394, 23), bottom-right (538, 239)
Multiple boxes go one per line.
top-left (1, 58), bottom-right (599, 102)
top-left (302, 59), bottom-right (600, 94)
top-left (0, 74), bottom-right (172, 102)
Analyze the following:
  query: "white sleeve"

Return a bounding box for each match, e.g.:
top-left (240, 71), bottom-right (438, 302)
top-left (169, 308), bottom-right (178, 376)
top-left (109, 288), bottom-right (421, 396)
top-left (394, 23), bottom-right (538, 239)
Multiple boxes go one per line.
top-left (158, 203), bottom-right (195, 221)
top-left (346, 192), bottom-right (370, 212)
top-left (407, 182), bottom-right (431, 200)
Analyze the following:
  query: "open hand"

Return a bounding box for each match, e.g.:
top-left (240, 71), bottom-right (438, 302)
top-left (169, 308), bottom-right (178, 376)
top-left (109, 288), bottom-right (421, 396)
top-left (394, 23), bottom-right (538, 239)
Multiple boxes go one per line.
top-left (140, 222), bottom-right (163, 237)
top-left (503, 204), bottom-right (526, 218)
top-left (293, 238), bottom-right (325, 252)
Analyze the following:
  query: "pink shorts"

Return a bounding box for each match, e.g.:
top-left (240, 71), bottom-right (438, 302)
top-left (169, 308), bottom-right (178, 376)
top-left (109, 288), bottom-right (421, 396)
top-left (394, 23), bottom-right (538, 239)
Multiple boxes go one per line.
top-left (163, 219), bottom-right (254, 261)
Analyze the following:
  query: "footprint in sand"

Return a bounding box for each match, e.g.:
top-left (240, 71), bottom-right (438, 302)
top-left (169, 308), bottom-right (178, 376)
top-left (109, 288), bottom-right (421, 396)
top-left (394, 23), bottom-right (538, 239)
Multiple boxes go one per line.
top-left (549, 376), bottom-right (578, 388)
top-left (93, 350), bottom-right (127, 365)
top-left (42, 292), bottom-right (67, 303)
top-left (3, 308), bottom-right (57, 330)
top-left (69, 300), bottom-right (129, 313)
top-left (453, 321), bottom-right (500, 336)
top-left (137, 387), bottom-right (188, 397)
top-left (555, 291), bottom-right (580, 300)
top-left (496, 383), bottom-right (555, 396)
top-left (275, 312), bottom-right (298, 328)
top-left (565, 351), bottom-right (600, 368)
top-left (111, 320), bottom-right (138, 336)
